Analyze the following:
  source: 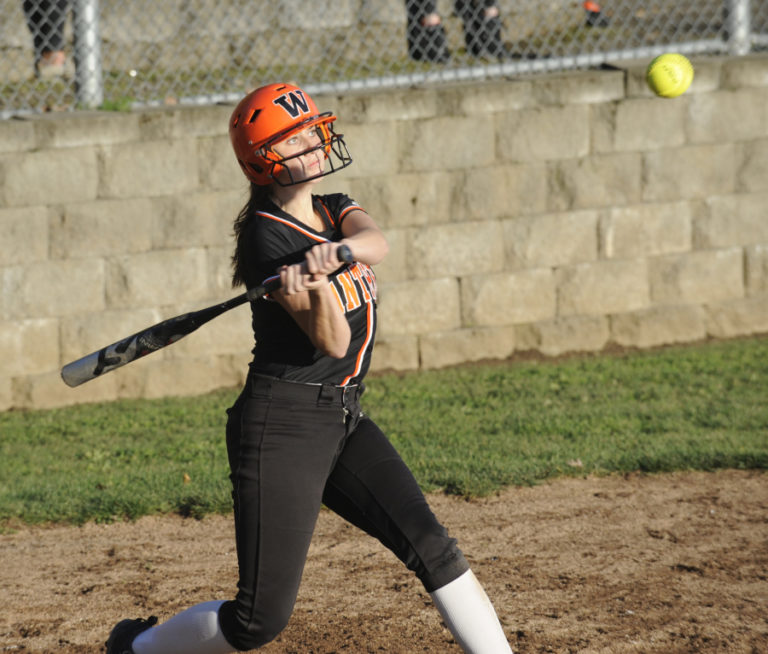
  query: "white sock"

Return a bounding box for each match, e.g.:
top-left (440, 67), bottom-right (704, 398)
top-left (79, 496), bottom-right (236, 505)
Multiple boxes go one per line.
top-left (132, 600), bottom-right (234, 654)
top-left (430, 570), bottom-right (514, 654)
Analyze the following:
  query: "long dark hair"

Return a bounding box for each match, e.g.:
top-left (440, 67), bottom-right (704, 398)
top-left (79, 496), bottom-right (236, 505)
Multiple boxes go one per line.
top-left (231, 183), bottom-right (271, 288)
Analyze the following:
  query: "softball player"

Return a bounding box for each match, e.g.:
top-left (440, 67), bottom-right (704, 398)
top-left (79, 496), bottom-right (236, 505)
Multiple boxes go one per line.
top-left (105, 83), bottom-right (513, 654)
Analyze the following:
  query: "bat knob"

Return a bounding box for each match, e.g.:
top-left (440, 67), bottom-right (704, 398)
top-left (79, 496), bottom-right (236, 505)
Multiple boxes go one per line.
top-left (337, 244), bottom-right (354, 264)
top-left (246, 287), bottom-right (264, 302)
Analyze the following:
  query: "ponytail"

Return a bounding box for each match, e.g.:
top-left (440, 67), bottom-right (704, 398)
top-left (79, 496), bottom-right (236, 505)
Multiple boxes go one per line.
top-left (231, 183), bottom-right (271, 288)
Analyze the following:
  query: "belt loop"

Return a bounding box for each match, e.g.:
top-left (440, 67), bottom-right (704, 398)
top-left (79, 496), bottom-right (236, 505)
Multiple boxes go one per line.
top-left (318, 383), bottom-right (336, 406)
top-left (249, 373), bottom-right (273, 399)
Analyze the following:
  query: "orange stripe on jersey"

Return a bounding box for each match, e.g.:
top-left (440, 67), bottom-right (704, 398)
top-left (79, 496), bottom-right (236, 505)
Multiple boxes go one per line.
top-left (341, 299), bottom-right (375, 387)
top-left (338, 205), bottom-right (365, 227)
top-left (255, 211), bottom-right (329, 243)
top-left (316, 199), bottom-right (336, 228)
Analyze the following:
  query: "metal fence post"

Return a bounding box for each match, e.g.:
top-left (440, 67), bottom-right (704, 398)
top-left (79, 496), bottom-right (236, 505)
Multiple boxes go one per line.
top-left (72, 0), bottom-right (104, 109)
top-left (726, 0), bottom-right (752, 56)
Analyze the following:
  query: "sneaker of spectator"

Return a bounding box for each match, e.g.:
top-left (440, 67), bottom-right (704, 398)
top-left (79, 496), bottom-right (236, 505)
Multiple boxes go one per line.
top-left (35, 49), bottom-right (67, 79)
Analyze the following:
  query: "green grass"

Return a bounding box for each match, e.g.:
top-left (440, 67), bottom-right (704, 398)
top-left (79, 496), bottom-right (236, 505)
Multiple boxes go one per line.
top-left (1, 337), bottom-right (766, 527)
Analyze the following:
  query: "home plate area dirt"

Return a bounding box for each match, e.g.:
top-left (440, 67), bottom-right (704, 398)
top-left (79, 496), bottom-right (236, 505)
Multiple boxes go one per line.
top-left (1, 469), bottom-right (766, 653)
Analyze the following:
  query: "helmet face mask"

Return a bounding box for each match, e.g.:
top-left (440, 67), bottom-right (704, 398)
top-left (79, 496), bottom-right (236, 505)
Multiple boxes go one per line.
top-left (229, 83), bottom-right (353, 186)
top-left (260, 113), bottom-right (352, 187)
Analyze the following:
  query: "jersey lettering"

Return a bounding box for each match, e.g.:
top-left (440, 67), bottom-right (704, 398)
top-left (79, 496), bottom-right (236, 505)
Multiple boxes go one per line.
top-left (332, 263), bottom-right (377, 314)
top-left (350, 265), bottom-right (372, 303)
top-left (273, 90), bottom-right (310, 119)
top-left (330, 283), bottom-right (345, 312)
top-left (336, 271), bottom-right (362, 312)
top-left (357, 264), bottom-right (377, 300)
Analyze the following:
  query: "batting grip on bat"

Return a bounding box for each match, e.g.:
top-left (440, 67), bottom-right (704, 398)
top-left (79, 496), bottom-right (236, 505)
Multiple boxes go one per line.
top-left (246, 243), bottom-right (353, 302)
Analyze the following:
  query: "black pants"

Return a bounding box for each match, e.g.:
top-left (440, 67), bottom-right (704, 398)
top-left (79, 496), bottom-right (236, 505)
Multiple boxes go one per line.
top-left (406, 0), bottom-right (496, 22)
top-left (218, 373), bottom-right (468, 651)
top-left (23, 0), bottom-right (68, 58)
top-left (405, 0), bottom-right (504, 61)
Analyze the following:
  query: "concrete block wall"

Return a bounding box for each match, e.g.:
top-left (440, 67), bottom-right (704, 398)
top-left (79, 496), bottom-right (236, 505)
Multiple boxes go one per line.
top-left (2, 54), bottom-right (768, 410)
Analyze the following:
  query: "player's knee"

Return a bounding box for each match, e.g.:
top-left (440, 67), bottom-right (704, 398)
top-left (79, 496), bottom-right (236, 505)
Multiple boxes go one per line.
top-left (228, 622), bottom-right (287, 651)
top-left (223, 618), bottom-right (290, 651)
top-left (418, 544), bottom-right (470, 593)
top-left (218, 599), bottom-right (292, 650)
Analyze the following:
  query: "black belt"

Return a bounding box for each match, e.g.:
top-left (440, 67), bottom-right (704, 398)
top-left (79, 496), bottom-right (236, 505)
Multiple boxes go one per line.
top-left (249, 373), bottom-right (361, 406)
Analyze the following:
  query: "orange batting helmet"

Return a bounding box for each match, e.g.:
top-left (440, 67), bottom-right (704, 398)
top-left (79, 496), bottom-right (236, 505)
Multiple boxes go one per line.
top-left (229, 82), bottom-right (352, 186)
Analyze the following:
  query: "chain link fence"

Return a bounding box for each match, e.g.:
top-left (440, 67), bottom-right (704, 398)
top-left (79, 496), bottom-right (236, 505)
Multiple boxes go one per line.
top-left (1, 0), bottom-right (767, 118)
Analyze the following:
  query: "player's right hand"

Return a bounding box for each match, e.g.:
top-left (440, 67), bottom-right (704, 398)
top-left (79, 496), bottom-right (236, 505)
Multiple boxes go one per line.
top-left (279, 243), bottom-right (342, 295)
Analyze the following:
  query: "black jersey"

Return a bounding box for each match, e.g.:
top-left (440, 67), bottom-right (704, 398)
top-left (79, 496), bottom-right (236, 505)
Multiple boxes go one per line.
top-left (240, 193), bottom-right (378, 386)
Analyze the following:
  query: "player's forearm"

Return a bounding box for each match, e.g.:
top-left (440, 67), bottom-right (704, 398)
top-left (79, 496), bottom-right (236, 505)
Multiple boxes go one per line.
top-left (340, 211), bottom-right (389, 266)
top-left (307, 285), bottom-right (351, 358)
top-left (340, 229), bottom-right (389, 266)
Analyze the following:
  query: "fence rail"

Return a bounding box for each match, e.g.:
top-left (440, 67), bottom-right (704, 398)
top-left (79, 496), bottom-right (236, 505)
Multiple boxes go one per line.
top-left (2, 0), bottom-right (767, 119)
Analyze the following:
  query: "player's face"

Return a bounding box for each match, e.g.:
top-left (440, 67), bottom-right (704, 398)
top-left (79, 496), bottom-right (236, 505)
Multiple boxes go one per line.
top-left (271, 125), bottom-right (326, 185)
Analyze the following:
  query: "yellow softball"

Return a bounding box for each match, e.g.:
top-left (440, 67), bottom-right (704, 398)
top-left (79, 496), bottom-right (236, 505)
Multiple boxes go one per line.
top-left (646, 54), bottom-right (694, 98)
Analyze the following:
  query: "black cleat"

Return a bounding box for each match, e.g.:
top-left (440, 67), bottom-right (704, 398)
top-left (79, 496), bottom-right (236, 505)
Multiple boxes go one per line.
top-left (105, 616), bottom-right (158, 654)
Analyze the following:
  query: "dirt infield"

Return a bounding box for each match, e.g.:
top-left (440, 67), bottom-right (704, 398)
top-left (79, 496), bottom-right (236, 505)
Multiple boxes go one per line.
top-left (2, 469), bottom-right (766, 654)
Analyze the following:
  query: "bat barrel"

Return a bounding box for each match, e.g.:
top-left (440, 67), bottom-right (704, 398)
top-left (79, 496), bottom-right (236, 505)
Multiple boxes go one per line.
top-left (61, 350), bottom-right (117, 387)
